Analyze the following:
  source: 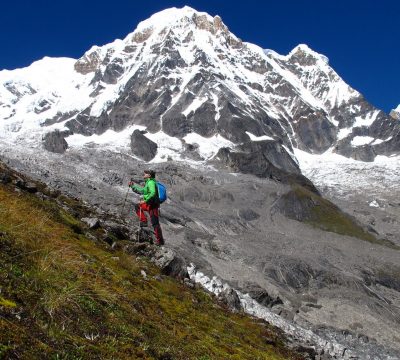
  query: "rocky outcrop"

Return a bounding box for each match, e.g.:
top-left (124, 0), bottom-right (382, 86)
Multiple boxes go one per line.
top-left (81, 217), bottom-right (100, 229)
top-left (390, 108), bottom-right (400, 120)
top-left (42, 130), bottom-right (71, 153)
top-left (217, 288), bottom-right (242, 312)
top-left (119, 241), bottom-right (189, 280)
top-left (213, 141), bottom-right (321, 194)
top-left (293, 110), bottom-right (337, 153)
top-left (214, 139), bottom-right (299, 177)
top-left (130, 130), bottom-right (158, 161)
top-left (74, 49), bottom-right (101, 75)
top-left (335, 141), bottom-right (377, 162)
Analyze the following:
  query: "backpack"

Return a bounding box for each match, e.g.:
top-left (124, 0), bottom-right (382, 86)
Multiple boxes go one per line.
top-left (157, 182), bottom-right (167, 203)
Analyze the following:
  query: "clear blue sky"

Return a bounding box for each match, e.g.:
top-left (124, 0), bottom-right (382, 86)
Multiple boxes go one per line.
top-left (1, 0), bottom-right (398, 112)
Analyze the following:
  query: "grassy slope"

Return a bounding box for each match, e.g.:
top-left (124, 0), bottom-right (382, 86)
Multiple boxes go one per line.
top-left (0, 180), bottom-right (300, 360)
top-left (290, 185), bottom-right (399, 248)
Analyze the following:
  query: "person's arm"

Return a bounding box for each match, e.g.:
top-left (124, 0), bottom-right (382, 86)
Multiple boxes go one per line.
top-left (129, 182), bottom-right (144, 194)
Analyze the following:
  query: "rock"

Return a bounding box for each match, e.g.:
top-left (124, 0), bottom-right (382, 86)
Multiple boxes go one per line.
top-left (334, 140), bottom-right (377, 162)
top-left (291, 345), bottom-right (319, 359)
top-left (238, 208), bottom-right (260, 222)
top-left (152, 247), bottom-right (189, 280)
top-left (102, 221), bottom-right (130, 240)
top-left (162, 112), bottom-right (190, 138)
top-left (116, 240), bottom-right (189, 280)
top-left (35, 192), bottom-right (49, 201)
top-left (25, 182), bottom-right (38, 193)
top-left (116, 241), bottom-right (149, 255)
top-left (81, 217), bottom-right (100, 229)
top-left (273, 186), bottom-right (319, 222)
top-left (102, 172), bottom-right (123, 186)
top-left (293, 109), bottom-right (337, 154)
top-left (189, 102), bottom-right (217, 137)
top-left (183, 278), bottom-right (195, 288)
top-left (217, 288), bottom-right (242, 312)
top-left (130, 130), bottom-right (158, 161)
top-left (42, 130), bottom-right (70, 154)
top-left (214, 143), bottom-right (297, 180)
top-left (13, 179), bottom-right (37, 193)
top-left (243, 283), bottom-right (283, 308)
top-left (102, 59), bottom-right (124, 84)
top-left (389, 109), bottom-right (400, 120)
top-left (154, 274), bottom-right (163, 281)
top-left (74, 49), bottom-right (101, 74)
top-left (85, 232), bottom-right (98, 242)
top-left (0, 172), bottom-right (12, 184)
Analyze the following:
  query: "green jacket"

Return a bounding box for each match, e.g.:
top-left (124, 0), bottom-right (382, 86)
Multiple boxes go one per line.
top-left (130, 178), bottom-right (158, 204)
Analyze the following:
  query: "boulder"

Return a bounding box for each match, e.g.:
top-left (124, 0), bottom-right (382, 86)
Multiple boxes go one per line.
top-left (217, 288), bottom-right (242, 312)
top-left (0, 172), bottom-right (12, 184)
top-left (152, 247), bottom-right (189, 280)
top-left (81, 217), bottom-right (100, 229)
top-left (214, 140), bottom-right (300, 177)
top-left (42, 130), bottom-right (70, 154)
top-left (130, 130), bottom-right (158, 161)
top-left (13, 179), bottom-right (38, 193)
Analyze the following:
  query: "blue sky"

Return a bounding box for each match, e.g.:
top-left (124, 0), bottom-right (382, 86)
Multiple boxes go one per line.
top-left (1, 0), bottom-right (398, 112)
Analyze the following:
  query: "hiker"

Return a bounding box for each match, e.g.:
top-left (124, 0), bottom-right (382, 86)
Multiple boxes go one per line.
top-left (129, 170), bottom-right (165, 246)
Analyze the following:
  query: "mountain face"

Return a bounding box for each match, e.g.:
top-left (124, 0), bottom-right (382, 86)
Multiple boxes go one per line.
top-left (1, 6), bottom-right (400, 358)
top-left (1, 6), bottom-right (399, 168)
top-left (390, 104), bottom-right (400, 120)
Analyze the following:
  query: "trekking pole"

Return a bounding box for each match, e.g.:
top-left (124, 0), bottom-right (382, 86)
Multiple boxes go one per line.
top-left (137, 206), bottom-right (142, 242)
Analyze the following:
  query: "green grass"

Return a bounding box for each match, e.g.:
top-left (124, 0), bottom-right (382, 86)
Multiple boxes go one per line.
top-left (292, 185), bottom-right (398, 248)
top-left (0, 182), bottom-right (300, 360)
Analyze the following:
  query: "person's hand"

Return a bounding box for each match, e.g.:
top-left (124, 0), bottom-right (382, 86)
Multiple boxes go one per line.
top-left (128, 181), bottom-right (134, 187)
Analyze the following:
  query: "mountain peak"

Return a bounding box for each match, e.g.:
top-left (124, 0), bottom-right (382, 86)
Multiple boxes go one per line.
top-left (2, 6), bottom-right (398, 165)
top-left (390, 104), bottom-right (400, 120)
top-left (288, 44), bottom-right (330, 65)
top-left (128, 6), bottom-right (228, 41)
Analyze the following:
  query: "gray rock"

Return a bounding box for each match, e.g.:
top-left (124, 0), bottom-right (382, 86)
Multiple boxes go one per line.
top-left (102, 58), bottom-right (124, 84)
top-left (217, 288), bottom-right (242, 312)
top-left (0, 172), bottom-right (12, 184)
top-left (151, 247), bottom-right (189, 280)
top-left (24, 182), bottom-right (38, 193)
top-left (102, 220), bottom-right (130, 240)
top-left (130, 130), bottom-right (158, 161)
top-left (42, 130), bottom-right (70, 154)
top-left (243, 283), bottom-right (283, 307)
top-left (81, 217), bottom-right (100, 229)
top-left (13, 178), bottom-right (38, 193)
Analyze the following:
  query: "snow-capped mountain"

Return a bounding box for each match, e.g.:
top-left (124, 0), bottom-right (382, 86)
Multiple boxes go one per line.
top-left (1, 6), bottom-right (399, 166)
top-left (1, 8), bottom-right (400, 357)
top-left (390, 104), bottom-right (400, 120)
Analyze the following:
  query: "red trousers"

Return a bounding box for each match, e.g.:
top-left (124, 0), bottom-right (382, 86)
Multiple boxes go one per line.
top-left (135, 202), bottom-right (164, 245)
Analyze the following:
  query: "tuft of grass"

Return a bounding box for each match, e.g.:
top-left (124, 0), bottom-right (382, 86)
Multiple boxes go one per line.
top-left (0, 182), bottom-right (300, 359)
top-left (0, 297), bottom-right (16, 308)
